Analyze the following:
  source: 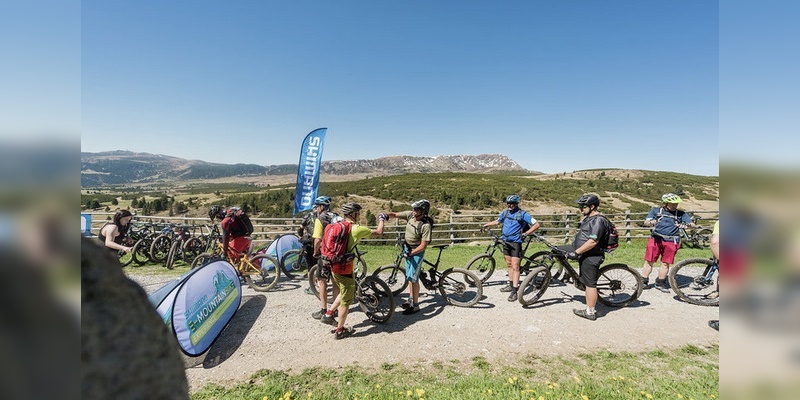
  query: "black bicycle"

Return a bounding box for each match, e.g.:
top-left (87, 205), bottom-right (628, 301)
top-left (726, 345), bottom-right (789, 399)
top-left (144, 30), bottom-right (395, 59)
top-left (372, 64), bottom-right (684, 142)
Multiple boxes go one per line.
top-left (668, 257), bottom-right (719, 306)
top-left (306, 251), bottom-right (394, 324)
top-left (372, 237), bottom-right (483, 307)
top-left (464, 228), bottom-right (539, 283)
top-left (518, 234), bottom-right (643, 307)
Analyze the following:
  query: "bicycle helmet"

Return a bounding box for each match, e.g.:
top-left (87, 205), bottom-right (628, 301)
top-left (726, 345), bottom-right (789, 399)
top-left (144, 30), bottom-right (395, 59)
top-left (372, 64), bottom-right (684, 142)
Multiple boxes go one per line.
top-left (208, 205), bottom-right (225, 221)
top-left (661, 193), bottom-right (682, 204)
top-left (340, 202), bottom-right (362, 216)
top-left (313, 196), bottom-right (331, 207)
top-left (411, 199), bottom-right (431, 214)
top-left (505, 195), bottom-right (520, 204)
top-left (576, 194), bottom-right (600, 208)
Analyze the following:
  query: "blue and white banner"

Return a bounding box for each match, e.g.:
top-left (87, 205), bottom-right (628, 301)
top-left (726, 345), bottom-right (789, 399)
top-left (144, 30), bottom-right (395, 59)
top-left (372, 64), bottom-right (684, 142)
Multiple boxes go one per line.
top-left (149, 260), bottom-right (242, 357)
top-left (293, 127), bottom-right (327, 214)
top-left (81, 213), bottom-right (92, 236)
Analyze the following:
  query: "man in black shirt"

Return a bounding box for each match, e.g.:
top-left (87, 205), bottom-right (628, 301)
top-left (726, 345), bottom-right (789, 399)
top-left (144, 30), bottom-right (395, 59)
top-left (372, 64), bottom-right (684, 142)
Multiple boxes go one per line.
top-left (566, 194), bottom-right (609, 321)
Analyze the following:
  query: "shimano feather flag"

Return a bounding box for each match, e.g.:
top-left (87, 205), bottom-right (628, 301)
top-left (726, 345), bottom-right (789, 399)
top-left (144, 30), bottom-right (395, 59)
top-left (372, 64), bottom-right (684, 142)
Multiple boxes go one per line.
top-left (293, 128), bottom-right (327, 214)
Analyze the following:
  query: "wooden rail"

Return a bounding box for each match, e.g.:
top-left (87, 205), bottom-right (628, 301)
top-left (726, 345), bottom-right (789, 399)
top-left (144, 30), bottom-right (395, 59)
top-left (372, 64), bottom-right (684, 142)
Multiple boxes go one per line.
top-left (83, 210), bottom-right (718, 246)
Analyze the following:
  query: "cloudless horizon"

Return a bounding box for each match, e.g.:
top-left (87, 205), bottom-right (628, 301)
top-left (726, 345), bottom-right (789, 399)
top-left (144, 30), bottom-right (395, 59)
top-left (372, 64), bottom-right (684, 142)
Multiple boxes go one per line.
top-left (79, 1), bottom-right (720, 176)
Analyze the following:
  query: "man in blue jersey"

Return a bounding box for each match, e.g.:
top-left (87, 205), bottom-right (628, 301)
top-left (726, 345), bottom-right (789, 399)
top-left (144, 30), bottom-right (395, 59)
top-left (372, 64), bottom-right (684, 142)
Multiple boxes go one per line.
top-left (482, 195), bottom-right (540, 302)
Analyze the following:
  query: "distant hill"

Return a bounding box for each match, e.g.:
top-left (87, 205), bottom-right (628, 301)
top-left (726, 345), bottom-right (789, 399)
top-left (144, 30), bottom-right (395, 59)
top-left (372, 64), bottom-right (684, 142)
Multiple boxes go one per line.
top-left (80, 151), bottom-right (530, 187)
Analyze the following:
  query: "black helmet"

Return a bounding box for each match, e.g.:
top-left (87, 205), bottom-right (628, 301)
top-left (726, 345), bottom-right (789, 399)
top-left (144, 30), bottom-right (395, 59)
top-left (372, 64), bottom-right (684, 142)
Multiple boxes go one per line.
top-left (208, 205), bottom-right (225, 221)
top-left (576, 194), bottom-right (600, 208)
top-left (411, 199), bottom-right (431, 214)
top-left (340, 202), bottom-right (362, 216)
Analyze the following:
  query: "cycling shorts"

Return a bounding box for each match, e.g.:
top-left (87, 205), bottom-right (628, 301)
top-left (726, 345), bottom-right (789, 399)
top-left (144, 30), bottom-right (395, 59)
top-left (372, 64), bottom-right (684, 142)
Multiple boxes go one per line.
top-left (502, 241), bottom-right (523, 258)
top-left (578, 254), bottom-right (604, 288)
top-left (332, 273), bottom-right (356, 307)
top-left (405, 251), bottom-right (425, 283)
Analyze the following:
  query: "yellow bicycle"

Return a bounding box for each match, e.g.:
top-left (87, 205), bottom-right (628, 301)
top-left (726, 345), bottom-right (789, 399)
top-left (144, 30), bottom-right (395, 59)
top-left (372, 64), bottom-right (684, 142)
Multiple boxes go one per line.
top-left (191, 245), bottom-right (281, 292)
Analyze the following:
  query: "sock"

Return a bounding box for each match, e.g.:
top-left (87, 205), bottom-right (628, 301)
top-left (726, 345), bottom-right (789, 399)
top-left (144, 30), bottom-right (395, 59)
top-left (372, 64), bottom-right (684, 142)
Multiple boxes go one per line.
top-left (336, 327), bottom-right (343, 333)
top-left (586, 307), bottom-right (596, 315)
top-left (325, 309), bottom-right (334, 317)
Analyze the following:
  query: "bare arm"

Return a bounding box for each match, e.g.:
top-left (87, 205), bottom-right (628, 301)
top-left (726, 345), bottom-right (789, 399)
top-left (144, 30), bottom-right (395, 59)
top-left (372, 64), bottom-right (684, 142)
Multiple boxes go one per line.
top-left (524, 221), bottom-right (541, 236)
top-left (102, 225), bottom-right (132, 252)
top-left (710, 234), bottom-right (720, 259)
top-left (409, 240), bottom-right (429, 256)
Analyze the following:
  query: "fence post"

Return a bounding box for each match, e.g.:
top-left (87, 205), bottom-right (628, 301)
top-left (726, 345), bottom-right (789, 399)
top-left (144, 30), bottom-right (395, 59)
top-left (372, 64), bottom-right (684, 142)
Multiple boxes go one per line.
top-left (563, 211), bottom-right (572, 244)
top-left (625, 210), bottom-right (632, 243)
top-left (449, 214), bottom-right (455, 246)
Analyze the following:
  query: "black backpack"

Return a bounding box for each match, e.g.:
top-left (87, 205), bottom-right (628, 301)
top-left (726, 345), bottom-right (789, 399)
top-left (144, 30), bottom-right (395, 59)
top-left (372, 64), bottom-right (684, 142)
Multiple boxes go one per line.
top-left (298, 211), bottom-right (338, 244)
top-left (228, 209), bottom-right (254, 237)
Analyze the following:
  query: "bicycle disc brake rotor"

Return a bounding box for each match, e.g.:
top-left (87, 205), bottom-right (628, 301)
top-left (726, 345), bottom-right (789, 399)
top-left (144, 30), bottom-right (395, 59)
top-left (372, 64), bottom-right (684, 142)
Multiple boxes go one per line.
top-left (691, 276), bottom-right (710, 289)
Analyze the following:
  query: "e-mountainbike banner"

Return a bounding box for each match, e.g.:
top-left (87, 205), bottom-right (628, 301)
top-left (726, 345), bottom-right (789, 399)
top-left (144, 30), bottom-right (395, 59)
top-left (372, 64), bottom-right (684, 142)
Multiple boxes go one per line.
top-left (259, 234), bottom-right (302, 271)
top-left (293, 127), bottom-right (327, 215)
top-left (170, 260), bottom-right (242, 356)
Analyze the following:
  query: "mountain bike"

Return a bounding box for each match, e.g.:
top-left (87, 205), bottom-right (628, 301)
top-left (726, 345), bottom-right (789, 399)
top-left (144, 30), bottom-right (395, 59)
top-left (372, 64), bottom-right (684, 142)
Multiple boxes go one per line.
top-left (668, 257), bottom-right (719, 306)
top-left (465, 228), bottom-right (551, 284)
top-left (306, 248), bottom-right (394, 324)
top-left (678, 216), bottom-right (714, 249)
top-left (372, 237), bottom-right (483, 307)
top-left (191, 245), bottom-right (282, 292)
top-left (517, 234), bottom-right (643, 307)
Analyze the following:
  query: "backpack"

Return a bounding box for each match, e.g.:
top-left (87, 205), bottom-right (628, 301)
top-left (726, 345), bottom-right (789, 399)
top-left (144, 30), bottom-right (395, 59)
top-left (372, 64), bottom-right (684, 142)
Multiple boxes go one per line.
top-left (298, 211), bottom-right (338, 244)
top-left (320, 220), bottom-right (355, 271)
top-left (227, 209), bottom-right (254, 237)
top-left (501, 209), bottom-right (531, 232)
top-left (601, 216), bottom-right (619, 253)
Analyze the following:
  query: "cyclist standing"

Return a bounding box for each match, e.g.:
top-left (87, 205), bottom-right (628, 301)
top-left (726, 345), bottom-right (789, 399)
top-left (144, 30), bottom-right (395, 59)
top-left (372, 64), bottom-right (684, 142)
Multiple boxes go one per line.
top-left (481, 195), bottom-right (540, 301)
top-left (319, 202), bottom-right (385, 339)
top-left (381, 199), bottom-right (433, 315)
top-left (568, 194), bottom-right (611, 321)
top-left (641, 193), bottom-right (695, 292)
top-left (303, 196), bottom-right (343, 320)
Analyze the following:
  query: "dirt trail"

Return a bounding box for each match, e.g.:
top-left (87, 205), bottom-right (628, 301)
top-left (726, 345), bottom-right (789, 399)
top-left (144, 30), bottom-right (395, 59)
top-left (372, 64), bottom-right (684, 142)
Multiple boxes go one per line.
top-left (130, 272), bottom-right (719, 391)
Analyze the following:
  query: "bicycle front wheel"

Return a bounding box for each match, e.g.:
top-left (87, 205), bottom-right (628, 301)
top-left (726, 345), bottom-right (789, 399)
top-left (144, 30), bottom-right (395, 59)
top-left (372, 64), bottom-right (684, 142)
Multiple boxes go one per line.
top-left (464, 253), bottom-right (496, 283)
top-left (518, 266), bottom-right (551, 306)
top-left (164, 240), bottom-right (183, 270)
top-left (182, 237), bottom-right (205, 262)
top-left (596, 263), bottom-right (643, 307)
top-left (525, 251), bottom-right (562, 282)
top-left (118, 249), bottom-right (134, 267)
top-left (372, 264), bottom-right (408, 296)
top-left (244, 254), bottom-right (281, 292)
top-left (149, 235), bottom-right (172, 263)
top-left (668, 258), bottom-right (719, 306)
top-left (191, 253), bottom-right (222, 270)
top-left (438, 268), bottom-right (483, 307)
top-left (357, 276), bottom-right (395, 323)
top-left (131, 239), bottom-right (151, 266)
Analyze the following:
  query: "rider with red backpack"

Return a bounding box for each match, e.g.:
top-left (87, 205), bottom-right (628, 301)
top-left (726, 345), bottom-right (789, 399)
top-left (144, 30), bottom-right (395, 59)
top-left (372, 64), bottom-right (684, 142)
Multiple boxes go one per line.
top-left (317, 202), bottom-right (385, 339)
top-left (209, 205), bottom-right (254, 260)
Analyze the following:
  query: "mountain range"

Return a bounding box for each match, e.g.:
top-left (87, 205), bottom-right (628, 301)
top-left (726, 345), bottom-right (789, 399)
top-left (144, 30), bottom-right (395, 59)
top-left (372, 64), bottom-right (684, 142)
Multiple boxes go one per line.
top-left (81, 151), bottom-right (530, 187)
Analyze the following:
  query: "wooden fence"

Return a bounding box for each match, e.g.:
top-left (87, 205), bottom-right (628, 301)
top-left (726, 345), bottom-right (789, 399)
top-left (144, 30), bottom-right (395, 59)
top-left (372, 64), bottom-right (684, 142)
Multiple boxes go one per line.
top-left (83, 210), bottom-right (718, 247)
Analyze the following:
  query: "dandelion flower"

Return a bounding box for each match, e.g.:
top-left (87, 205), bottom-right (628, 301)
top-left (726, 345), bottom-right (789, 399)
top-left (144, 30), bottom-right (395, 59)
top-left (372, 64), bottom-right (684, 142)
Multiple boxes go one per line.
top-left (582, 395), bottom-right (589, 400)
top-left (416, 388), bottom-right (425, 397)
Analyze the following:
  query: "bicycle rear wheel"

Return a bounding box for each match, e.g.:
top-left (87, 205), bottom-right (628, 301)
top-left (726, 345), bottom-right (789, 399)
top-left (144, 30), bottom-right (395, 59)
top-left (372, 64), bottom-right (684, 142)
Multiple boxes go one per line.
top-left (596, 263), bottom-right (642, 307)
top-left (357, 276), bottom-right (395, 323)
top-left (438, 268), bottom-right (482, 307)
top-left (464, 253), bottom-right (496, 283)
top-left (182, 237), bottom-right (205, 262)
top-left (244, 254), bottom-right (281, 292)
top-left (307, 265), bottom-right (334, 303)
top-left (518, 266), bottom-right (551, 306)
top-left (668, 258), bottom-right (719, 306)
top-left (372, 264), bottom-right (408, 296)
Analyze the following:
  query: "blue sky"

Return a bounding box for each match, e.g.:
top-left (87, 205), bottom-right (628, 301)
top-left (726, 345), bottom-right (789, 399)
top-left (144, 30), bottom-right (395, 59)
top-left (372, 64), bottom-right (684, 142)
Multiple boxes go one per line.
top-left (80, 2), bottom-right (715, 176)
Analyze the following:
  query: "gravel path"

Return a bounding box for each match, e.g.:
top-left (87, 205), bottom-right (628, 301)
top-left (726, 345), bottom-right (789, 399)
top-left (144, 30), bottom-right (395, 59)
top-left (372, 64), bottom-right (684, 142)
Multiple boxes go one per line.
top-left (128, 271), bottom-right (719, 391)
